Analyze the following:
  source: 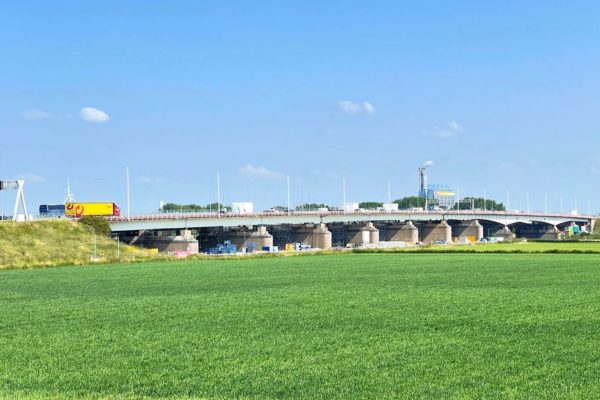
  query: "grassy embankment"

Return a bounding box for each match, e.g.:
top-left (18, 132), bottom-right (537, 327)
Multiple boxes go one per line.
top-left (2, 253), bottom-right (600, 399)
top-left (0, 220), bottom-right (161, 269)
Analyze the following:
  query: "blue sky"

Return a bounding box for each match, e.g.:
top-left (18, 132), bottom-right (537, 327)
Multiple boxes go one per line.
top-left (1, 1), bottom-right (599, 214)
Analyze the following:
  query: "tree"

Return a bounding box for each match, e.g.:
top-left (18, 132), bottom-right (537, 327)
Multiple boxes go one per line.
top-left (453, 197), bottom-right (505, 211)
top-left (295, 203), bottom-right (331, 211)
top-left (79, 216), bottom-right (111, 237)
top-left (161, 202), bottom-right (230, 212)
top-left (358, 201), bottom-right (383, 210)
top-left (393, 196), bottom-right (427, 209)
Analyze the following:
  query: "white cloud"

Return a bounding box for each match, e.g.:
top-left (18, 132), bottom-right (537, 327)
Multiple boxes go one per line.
top-left (423, 160), bottom-right (434, 167)
top-left (240, 164), bottom-right (284, 179)
top-left (16, 173), bottom-right (45, 183)
top-left (447, 121), bottom-right (462, 131)
top-left (363, 102), bottom-right (375, 115)
top-left (21, 110), bottom-right (55, 120)
top-left (338, 100), bottom-right (375, 115)
top-left (80, 107), bottom-right (110, 123)
top-left (500, 161), bottom-right (517, 170)
top-left (426, 121), bottom-right (463, 138)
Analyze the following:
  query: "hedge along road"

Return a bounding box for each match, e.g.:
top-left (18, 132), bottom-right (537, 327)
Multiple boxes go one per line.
top-left (1, 253), bottom-right (600, 399)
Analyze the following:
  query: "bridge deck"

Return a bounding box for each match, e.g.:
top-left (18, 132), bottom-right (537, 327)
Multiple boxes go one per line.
top-left (108, 210), bottom-right (593, 232)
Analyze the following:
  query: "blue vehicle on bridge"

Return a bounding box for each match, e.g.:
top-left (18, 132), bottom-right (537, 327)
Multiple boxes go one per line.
top-left (39, 204), bottom-right (66, 217)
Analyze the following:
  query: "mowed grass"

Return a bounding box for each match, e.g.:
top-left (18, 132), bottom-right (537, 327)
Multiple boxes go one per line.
top-left (2, 254), bottom-right (600, 399)
top-left (365, 240), bottom-right (600, 254)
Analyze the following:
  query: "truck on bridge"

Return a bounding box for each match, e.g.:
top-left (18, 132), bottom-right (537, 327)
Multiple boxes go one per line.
top-left (65, 202), bottom-right (120, 217)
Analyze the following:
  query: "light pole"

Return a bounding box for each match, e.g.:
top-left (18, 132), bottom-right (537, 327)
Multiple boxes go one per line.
top-left (111, 235), bottom-right (121, 262)
top-left (83, 225), bottom-right (98, 261)
top-left (287, 175), bottom-right (291, 215)
top-left (342, 177), bottom-right (346, 211)
top-left (217, 171), bottom-right (221, 217)
top-left (126, 167), bottom-right (130, 220)
top-left (483, 188), bottom-right (486, 212)
top-left (560, 193), bottom-right (564, 214)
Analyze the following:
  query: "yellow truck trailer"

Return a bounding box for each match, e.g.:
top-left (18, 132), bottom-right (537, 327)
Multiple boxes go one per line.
top-left (65, 202), bottom-right (120, 217)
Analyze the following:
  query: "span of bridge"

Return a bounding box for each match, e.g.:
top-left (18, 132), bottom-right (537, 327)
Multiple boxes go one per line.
top-left (108, 210), bottom-right (594, 232)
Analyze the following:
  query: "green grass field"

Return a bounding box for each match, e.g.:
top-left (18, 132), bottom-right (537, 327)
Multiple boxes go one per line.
top-left (2, 253), bottom-right (600, 399)
top-left (358, 240), bottom-right (600, 254)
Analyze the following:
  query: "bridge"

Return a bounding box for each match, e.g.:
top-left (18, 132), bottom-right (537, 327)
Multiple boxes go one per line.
top-left (108, 210), bottom-right (595, 252)
top-left (109, 210), bottom-right (592, 231)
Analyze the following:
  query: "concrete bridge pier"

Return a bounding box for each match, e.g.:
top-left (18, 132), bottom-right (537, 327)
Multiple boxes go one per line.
top-left (224, 226), bottom-right (274, 250)
top-left (291, 223), bottom-right (332, 250)
top-left (419, 220), bottom-right (452, 244)
top-left (381, 221), bottom-right (419, 243)
top-left (515, 224), bottom-right (560, 240)
top-left (494, 226), bottom-right (515, 242)
top-left (346, 222), bottom-right (379, 246)
top-left (452, 220), bottom-right (483, 242)
top-left (141, 229), bottom-right (200, 253)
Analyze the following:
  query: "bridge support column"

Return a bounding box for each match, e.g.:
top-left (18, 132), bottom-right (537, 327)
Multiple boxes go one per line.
top-left (224, 226), bottom-right (273, 250)
top-left (419, 220), bottom-right (452, 244)
top-left (494, 226), bottom-right (515, 242)
top-left (291, 224), bottom-right (332, 250)
top-left (381, 221), bottom-right (418, 243)
top-left (515, 224), bottom-right (560, 240)
top-left (452, 220), bottom-right (483, 242)
top-left (140, 229), bottom-right (199, 253)
top-left (346, 222), bottom-right (379, 246)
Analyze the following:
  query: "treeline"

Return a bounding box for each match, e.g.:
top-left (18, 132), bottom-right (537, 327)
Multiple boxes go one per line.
top-left (161, 202), bottom-right (230, 212)
top-left (161, 196), bottom-right (506, 212)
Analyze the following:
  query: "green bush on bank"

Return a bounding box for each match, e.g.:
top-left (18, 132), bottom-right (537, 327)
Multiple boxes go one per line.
top-left (79, 215), bottom-right (112, 237)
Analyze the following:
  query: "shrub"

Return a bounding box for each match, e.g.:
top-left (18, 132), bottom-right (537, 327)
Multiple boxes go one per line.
top-left (79, 216), bottom-right (112, 237)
